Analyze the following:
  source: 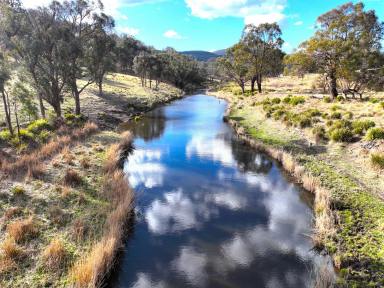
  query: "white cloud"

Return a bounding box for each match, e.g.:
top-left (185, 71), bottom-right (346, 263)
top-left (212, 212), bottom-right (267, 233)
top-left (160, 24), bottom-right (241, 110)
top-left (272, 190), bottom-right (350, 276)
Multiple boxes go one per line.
top-left (185, 0), bottom-right (287, 26)
top-left (294, 20), bottom-right (303, 26)
top-left (163, 29), bottom-right (183, 39)
top-left (116, 26), bottom-right (140, 36)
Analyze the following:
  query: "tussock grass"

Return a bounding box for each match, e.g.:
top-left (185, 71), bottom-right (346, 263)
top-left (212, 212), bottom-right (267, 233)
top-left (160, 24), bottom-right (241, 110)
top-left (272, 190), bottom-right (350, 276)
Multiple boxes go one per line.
top-left (0, 237), bottom-right (23, 260)
top-left (11, 185), bottom-right (25, 196)
top-left (63, 169), bottom-right (82, 187)
top-left (69, 131), bottom-right (134, 287)
top-left (0, 122), bottom-right (98, 179)
top-left (6, 217), bottom-right (38, 243)
top-left (371, 153), bottom-right (384, 169)
top-left (302, 174), bottom-right (320, 193)
top-left (42, 239), bottom-right (67, 271)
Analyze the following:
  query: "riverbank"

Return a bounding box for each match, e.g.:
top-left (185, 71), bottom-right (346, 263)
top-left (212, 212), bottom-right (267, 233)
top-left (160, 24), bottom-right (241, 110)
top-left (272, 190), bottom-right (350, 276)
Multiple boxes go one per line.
top-left (0, 74), bottom-right (182, 287)
top-left (209, 78), bottom-right (384, 286)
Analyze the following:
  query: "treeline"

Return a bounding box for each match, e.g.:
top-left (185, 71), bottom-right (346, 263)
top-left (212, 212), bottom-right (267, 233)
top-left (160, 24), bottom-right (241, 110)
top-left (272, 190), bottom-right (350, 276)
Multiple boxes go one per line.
top-left (0, 0), bottom-right (205, 138)
top-left (217, 2), bottom-right (384, 98)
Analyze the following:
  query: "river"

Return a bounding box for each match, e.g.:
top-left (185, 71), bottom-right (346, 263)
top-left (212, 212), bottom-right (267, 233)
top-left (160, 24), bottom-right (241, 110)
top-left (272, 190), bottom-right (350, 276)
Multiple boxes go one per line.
top-left (111, 94), bottom-right (334, 288)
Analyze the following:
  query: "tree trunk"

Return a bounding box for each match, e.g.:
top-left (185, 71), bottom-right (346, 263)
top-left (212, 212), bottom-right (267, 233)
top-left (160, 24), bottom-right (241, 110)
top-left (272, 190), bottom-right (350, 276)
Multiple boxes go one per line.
top-left (74, 89), bottom-right (81, 115)
top-left (98, 80), bottom-right (103, 96)
top-left (257, 74), bottom-right (262, 93)
top-left (53, 101), bottom-right (62, 118)
top-left (1, 90), bottom-right (13, 135)
top-left (13, 102), bottom-right (20, 138)
top-left (251, 76), bottom-right (257, 95)
top-left (38, 92), bottom-right (46, 118)
top-left (329, 71), bottom-right (338, 98)
top-left (240, 80), bottom-right (245, 95)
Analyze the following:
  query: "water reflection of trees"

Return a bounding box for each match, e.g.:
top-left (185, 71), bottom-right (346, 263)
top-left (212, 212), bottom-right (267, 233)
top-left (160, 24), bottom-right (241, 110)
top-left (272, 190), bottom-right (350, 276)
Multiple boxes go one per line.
top-left (122, 109), bottom-right (166, 141)
top-left (230, 138), bottom-right (272, 174)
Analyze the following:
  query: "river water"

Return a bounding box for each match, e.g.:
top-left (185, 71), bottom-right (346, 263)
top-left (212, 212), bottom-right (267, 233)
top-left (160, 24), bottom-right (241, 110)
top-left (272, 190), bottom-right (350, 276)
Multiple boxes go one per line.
top-left (112, 94), bottom-right (333, 288)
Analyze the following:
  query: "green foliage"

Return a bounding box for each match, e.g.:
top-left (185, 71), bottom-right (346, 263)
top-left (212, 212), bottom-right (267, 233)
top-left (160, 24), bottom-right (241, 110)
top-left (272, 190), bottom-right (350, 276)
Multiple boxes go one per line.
top-left (64, 113), bottom-right (86, 127)
top-left (0, 129), bottom-right (12, 141)
top-left (312, 125), bottom-right (328, 140)
top-left (371, 153), bottom-right (384, 169)
top-left (27, 119), bottom-right (51, 134)
top-left (369, 97), bottom-right (380, 104)
top-left (344, 111), bottom-right (353, 120)
top-left (336, 95), bottom-right (344, 102)
top-left (330, 105), bottom-right (341, 112)
top-left (289, 96), bottom-right (306, 105)
top-left (329, 128), bottom-right (354, 142)
top-left (11, 185), bottom-right (26, 196)
top-left (323, 96), bottom-right (331, 103)
top-left (380, 102), bottom-right (384, 109)
top-left (271, 98), bottom-right (281, 104)
top-left (330, 111), bottom-right (342, 119)
top-left (352, 120), bottom-right (376, 135)
top-left (282, 95), bottom-right (292, 104)
top-left (365, 127), bottom-right (384, 140)
top-left (18, 129), bottom-right (34, 142)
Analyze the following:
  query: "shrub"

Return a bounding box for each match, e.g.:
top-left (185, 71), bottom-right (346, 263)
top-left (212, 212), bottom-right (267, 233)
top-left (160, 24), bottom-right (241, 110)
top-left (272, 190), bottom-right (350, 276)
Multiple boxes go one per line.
top-left (336, 95), bottom-right (344, 102)
top-left (11, 185), bottom-right (25, 196)
top-left (369, 97), bottom-right (380, 104)
top-left (326, 120), bottom-right (333, 127)
top-left (371, 153), bottom-right (384, 169)
top-left (323, 96), bottom-right (331, 103)
top-left (344, 111), bottom-right (353, 120)
top-left (37, 130), bottom-right (51, 143)
top-left (329, 128), bottom-right (354, 142)
top-left (6, 217), bottom-right (38, 243)
top-left (352, 120), bottom-right (376, 135)
top-left (27, 119), bottom-right (51, 134)
top-left (0, 129), bottom-right (12, 142)
top-left (312, 126), bottom-right (328, 141)
top-left (380, 102), bottom-right (384, 109)
top-left (271, 98), bottom-right (281, 104)
top-left (365, 127), bottom-right (384, 140)
top-left (282, 96), bottom-right (291, 104)
top-left (298, 116), bottom-right (312, 128)
top-left (17, 129), bottom-right (34, 142)
top-left (330, 112), bottom-right (342, 119)
top-left (330, 105), bottom-right (341, 112)
top-left (272, 109), bottom-right (286, 120)
top-left (305, 109), bottom-right (322, 117)
top-left (289, 96), bottom-right (306, 105)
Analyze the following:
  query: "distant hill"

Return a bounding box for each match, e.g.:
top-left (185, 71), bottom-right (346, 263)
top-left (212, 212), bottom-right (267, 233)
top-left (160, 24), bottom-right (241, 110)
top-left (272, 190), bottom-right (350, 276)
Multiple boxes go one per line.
top-left (212, 49), bottom-right (226, 56)
top-left (180, 50), bottom-right (221, 62)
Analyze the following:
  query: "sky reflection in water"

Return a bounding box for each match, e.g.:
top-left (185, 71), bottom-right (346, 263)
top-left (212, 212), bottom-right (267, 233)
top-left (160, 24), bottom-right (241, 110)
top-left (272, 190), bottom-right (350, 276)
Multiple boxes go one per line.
top-left (115, 95), bottom-right (333, 288)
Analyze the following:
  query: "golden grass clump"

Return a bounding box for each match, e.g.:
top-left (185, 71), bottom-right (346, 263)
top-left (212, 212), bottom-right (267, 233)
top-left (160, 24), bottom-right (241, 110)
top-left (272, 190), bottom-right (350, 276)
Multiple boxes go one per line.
top-left (63, 169), bottom-right (82, 187)
top-left (6, 216), bottom-right (38, 243)
top-left (62, 146), bottom-right (75, 165)
top-left (80, 156), bottom-right (91, 169)
top-left (0, 237), bottom-right (23, 260)
top-left (302, 174), bottom-right (320, 193)
top-left (281, 153), bottom-right (296, 173)
top-left (42, 238), bottom-right (67, 270)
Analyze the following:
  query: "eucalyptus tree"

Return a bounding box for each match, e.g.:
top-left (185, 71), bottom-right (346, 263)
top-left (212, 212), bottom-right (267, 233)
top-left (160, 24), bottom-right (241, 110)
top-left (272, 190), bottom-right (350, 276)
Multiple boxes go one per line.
top-left (0, 52), bottom-right (12, 135)
top-left (241, 23), bottom-right (284, 93)
top-left (115, 35), bottom-right (148, 73)
top-left (302, 2), bottom-right (384, 98)
top-left (218, 43), bottom-right (249, 95)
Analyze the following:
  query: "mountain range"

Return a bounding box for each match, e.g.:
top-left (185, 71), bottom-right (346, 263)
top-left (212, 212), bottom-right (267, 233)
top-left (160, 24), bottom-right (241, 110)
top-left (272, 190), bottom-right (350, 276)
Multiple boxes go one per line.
top-left (180, 50), bottom-right (226, 62)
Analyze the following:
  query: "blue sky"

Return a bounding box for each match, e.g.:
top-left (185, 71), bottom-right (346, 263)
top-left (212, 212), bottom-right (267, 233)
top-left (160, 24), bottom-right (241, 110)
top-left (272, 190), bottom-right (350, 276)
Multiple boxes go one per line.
top-left (24, 0), bottom-right (384, 53)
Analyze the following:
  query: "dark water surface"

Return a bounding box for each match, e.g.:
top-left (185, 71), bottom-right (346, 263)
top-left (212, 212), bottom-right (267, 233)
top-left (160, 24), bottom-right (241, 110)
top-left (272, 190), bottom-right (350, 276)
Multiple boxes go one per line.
top-left (113, 95), bottom-right (333, 288)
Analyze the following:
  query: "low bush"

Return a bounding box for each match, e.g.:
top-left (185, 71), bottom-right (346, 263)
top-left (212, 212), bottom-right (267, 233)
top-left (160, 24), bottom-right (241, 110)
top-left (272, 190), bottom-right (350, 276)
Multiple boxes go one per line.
top-left (365, 127), bottom-right (384, 140)
top-left (271, 98), bottom-right (281, 104)
top-left (336, 95), bottom-right (344, 102)
top-left (330, 112), bottom-right (342, 119)
top-left (282, 96), bottom-right (291, 104)
top-left (312, 126), bottom-right (328, 141)
top-left (371, 153), bottom-right (384, 169)
top-left (344, 111), bottom-right (353, 119)
top-left (11, 185), bottom-right (25, 196)
top-left (17, 129), bottom-right (34, 142)
top-left (0, 129), bottom-right (12, 142)
top-left (329, 128), bottom-right (354, 142)
top-left (352, 120), bottom-right (376, 135)
top-left (289, 96), bottom-right (306, 105)
top-left (330, 105), bottom-right (341, 112)
top-left (380, 102), bottom-right (384, 109)
top-left (369, 97), bottom-right (380, 104)
top-left (323, 96), bottom-right (331, 103)
top-left (272, 109), bottom-right (286, 120)
top-left (27, 119), bottom-right (52, 134)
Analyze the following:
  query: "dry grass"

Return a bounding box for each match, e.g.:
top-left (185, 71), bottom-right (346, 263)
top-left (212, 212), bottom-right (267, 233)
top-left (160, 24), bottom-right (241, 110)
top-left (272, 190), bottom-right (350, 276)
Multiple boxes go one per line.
top-left (62, 146), bottom-right (75, 165)
top-left (42, 238), bottom-right (67, 270)
top-left (6, 216), bottom-right (38, 243)
top-left (0, 237), bottom-right (23, 260)
top-left (63, 169), bottom-right (82, 187)
top-left (302, 174), bottom-right (321, 193)
top-left (0, 122), bottom-right (98, 179)
top-left (3, 207), bottom-right (23, 220)
top-left (71, 219), bottom-right (87, 242)
top-left (80, 157), bottom-right (91, 169)
top-left (70, 132), bottom-right (134, 287)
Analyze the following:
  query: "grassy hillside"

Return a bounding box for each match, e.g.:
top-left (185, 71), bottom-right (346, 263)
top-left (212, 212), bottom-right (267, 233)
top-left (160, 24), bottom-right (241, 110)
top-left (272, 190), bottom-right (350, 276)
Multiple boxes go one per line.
top-left (210, 75), bottom-right (384, 286)
top-left (0, 74), bottom-right (182, 287)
